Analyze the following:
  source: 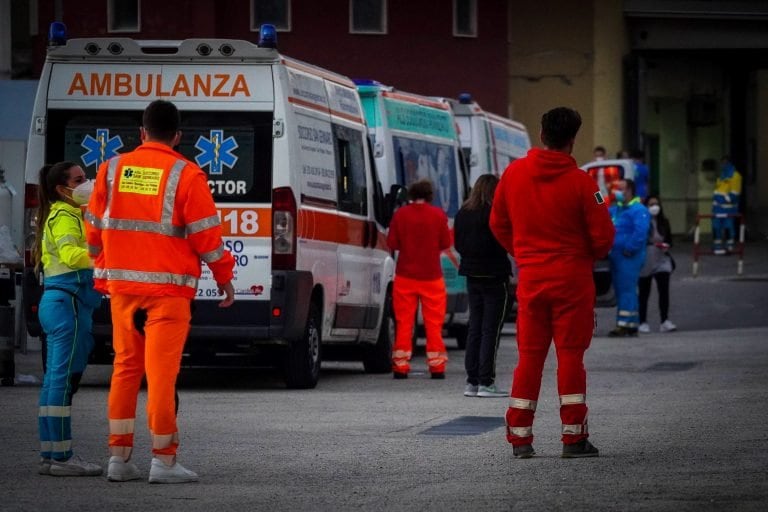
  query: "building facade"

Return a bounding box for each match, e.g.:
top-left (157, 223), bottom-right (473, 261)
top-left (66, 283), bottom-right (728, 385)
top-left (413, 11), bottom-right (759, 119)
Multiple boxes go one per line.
top-left (3, 0), bottom-right (768, 235)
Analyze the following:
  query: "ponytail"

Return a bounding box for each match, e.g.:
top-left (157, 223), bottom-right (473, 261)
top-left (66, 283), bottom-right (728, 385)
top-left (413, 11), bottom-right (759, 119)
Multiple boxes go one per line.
top-left (32, 161), bottom-right (78, 272)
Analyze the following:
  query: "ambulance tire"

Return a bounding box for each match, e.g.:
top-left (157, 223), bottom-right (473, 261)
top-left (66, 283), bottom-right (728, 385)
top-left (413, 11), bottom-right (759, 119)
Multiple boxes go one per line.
top-left (284, 302), bottom-right (322, 389)
top-left (453, 324), bottom-right (468, 350)
top-left (363, 291), bottom-right (393, 374)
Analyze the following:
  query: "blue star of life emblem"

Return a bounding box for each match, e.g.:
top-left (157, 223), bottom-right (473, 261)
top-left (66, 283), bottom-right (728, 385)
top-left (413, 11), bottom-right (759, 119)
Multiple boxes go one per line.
top-left (194, 129), bottom-right (239, 175)
top-left (81, 129), bottom-right (124, 168)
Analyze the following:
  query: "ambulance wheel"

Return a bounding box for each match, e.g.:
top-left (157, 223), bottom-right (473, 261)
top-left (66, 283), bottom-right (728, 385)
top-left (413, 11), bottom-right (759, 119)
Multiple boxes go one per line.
top-left (363, 291), bottom-right (393, 374)
top-left (284, 302), bottom-right (321, 389)
top-left (453, 324), bottom-right (468, 350)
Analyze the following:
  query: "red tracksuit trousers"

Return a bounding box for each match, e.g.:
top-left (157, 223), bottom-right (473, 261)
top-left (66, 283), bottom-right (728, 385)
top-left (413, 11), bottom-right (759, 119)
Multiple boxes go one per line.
top-left (506, 274), bottom-right (595, 446)
top-left (391, 275), bottom-right (448, 374)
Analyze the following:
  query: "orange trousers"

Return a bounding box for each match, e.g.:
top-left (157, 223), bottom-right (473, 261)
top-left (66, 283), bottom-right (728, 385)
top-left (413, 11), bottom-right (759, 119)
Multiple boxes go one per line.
top-left (107, 294), bottom-right (191, 457)
top-left (391, 275), bottom-right (448, 374)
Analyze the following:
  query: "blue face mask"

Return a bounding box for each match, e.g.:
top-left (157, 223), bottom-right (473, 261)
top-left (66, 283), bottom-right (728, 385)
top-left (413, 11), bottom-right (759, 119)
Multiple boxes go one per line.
top-left (613, 190), bottom-right (625, 203)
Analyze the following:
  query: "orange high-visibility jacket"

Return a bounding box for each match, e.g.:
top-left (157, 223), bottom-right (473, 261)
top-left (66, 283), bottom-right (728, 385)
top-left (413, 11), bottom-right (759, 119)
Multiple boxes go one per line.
top-left (85, 142), bottom-right (234, 298)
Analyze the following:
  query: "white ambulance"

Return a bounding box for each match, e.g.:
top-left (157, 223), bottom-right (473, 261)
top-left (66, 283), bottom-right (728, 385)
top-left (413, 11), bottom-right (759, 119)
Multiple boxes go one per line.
top-left (23, 24), bottom-right (397, 388)
top-left (442, 94), bottom-right (531, 186)
top-left (355, 80), bottom-right (470, 347)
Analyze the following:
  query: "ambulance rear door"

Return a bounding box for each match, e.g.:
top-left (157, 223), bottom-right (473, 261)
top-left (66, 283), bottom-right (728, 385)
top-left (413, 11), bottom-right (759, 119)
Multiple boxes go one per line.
top-left (43, 57), bottom-right (276, 335)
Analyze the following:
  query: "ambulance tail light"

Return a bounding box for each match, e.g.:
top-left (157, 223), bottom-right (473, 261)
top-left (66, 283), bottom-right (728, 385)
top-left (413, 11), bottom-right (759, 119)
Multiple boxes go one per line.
top-left (23, 184), bottom-right (39, 267)
top-left (272, 187), bottom-right (296, 270)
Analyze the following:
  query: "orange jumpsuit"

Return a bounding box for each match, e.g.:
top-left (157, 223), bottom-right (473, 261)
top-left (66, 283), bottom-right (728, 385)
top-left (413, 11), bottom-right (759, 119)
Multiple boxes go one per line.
top-left (85, 142), bottom-right (234, 456)
top-left (387, 201), bottom-right (451, 375)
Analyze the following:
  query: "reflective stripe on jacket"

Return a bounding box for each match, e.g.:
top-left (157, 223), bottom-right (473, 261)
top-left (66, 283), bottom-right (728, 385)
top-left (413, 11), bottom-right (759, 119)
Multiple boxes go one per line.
top-left (85, 141), bottom-right (235, 298)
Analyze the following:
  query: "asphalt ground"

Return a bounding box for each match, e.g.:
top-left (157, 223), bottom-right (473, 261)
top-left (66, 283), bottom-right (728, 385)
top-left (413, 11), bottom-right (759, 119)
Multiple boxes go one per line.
top-left (1, 239), bottom-right (767, 511)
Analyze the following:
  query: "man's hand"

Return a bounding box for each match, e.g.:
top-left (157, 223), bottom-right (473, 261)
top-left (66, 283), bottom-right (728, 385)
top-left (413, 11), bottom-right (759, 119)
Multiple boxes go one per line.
top-left (218, 281), bottom-right (235, 308)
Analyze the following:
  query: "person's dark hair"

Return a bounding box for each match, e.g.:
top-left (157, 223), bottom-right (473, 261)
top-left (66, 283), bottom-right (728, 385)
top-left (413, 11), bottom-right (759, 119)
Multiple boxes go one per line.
top-left (623, 178), bottom-right (636, 196)
top-left (644, 194), bottom-right (671, 240)
top-left (541, 107), bottom-right (581, 149)
top-left (463, 174), bottom-right (499, 210)
top-left (593, 145), bottom-right (606, 155)
top-left (34, 161), bottom-right (79, 272)
top-left (142, 100), bottom-right (180, 141)
top-left (407, 179), bottom-right (433, 203)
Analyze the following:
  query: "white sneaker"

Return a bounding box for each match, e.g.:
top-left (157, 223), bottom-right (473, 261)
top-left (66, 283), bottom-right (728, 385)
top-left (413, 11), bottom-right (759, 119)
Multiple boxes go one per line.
top-left (660, 320), bottom-right (677, 332)
top-left (38, 458), bottom-right (51, 475)
top-left (464, 384), bottom-right (479, 397)
top-left (49, 454), bottom-right (103, 476)
top-left (638, 323), bottom-right (651, 334)
top-left (148, 458), bottom-right (199, 484)
top-left (477, 384), bottom-right (508, 398)
top-left (107, 456), bottom-right (142, 482)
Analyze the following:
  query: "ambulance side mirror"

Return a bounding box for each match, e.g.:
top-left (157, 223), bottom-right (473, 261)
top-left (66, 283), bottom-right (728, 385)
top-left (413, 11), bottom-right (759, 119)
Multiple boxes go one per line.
top-left (384, 184), bottom-right (407, 225)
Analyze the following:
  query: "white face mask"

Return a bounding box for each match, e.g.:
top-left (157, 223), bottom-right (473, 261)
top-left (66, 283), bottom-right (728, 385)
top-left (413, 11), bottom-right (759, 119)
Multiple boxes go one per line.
top-left (648, 204), bottom-right (661, 216)
top-left (68, 180), bottom-right (94, 205)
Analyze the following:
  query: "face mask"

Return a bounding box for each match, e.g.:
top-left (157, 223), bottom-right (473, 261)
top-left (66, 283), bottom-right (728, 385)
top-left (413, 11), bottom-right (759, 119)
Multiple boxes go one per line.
top-left (648, 205), bottom-right (661, 216)
top-left (613, 190), bottom-right (625, 203)
top-left (68, 180), bottom-right (94, 205)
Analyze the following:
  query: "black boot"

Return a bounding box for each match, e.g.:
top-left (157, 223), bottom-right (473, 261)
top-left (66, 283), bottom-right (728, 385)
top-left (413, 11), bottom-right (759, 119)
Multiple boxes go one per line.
top-left (562, 439), bottom-right (599, 458)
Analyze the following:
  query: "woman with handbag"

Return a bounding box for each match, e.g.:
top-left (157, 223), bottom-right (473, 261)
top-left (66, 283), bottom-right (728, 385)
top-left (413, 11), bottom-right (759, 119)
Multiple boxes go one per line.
top-left (638, 195), bottom-right (677, 333)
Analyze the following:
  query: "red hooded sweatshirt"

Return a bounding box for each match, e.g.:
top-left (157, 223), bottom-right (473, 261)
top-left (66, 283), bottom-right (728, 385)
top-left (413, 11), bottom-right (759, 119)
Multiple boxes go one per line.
top-left (490, 147), bottom-right (615, 280)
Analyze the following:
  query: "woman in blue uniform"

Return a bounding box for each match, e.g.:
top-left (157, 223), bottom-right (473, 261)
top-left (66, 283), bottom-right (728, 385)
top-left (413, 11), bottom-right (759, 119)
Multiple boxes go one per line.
top-left (34, 161), bottom-right (102, 476)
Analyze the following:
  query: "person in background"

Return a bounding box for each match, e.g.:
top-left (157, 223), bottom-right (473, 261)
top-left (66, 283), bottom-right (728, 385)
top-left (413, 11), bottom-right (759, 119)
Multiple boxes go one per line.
top-left (454, 174), bottom-right (511, 398)
top-left (608, 179), bottom-right (651, 337)
top-left (711, 155), bottom-right (742, 255)
top-left (638, 195), bottom-right (677, 334)
top-left (34, 161), bottom-right (103, 477)
top-left (387, 179), bottom-right (451, 379)
top-left (631, 150), bottom-right (649, 201)
top-left (86, 100), bottom-right (235, 484)
top-left (593, 146), bottom-right (607, 161)
top-left (490, 107), bottom-right (615, 459)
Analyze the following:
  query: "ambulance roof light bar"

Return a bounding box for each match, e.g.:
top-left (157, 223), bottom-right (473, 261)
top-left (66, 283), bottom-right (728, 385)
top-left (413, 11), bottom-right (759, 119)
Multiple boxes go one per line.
top-left (48, 22), bottom-right (67, 47)
top-left (258, 24), bottom-right (278, 48)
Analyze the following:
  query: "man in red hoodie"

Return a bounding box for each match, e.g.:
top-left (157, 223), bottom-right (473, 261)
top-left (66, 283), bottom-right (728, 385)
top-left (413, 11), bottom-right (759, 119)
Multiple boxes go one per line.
top-left (490, 107), bottom-right (615, 459)
top-left (387, 179), bottom-right (451, 379)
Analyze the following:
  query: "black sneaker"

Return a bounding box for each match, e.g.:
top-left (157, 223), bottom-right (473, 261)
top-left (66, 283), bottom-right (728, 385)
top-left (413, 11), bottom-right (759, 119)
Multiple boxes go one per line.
top-left (513, 444), bottom-right (535, 459)
top-left (430, 372), bottom-right (445, 380)
top-left (393, 372), bottom-right (408, 380)
top-left (561, 439), bottom-right (599, 458)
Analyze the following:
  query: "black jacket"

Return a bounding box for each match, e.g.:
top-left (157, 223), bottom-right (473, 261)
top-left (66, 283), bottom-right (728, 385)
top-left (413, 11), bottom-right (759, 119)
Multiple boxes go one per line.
top-left (454, 204), bottom-right (512, 279)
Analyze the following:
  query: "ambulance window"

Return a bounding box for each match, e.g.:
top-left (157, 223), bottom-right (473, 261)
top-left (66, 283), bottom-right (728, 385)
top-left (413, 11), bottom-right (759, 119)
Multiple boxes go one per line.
top-left (177, 113), bottom-right (272, 203)
top-left (46, 110), bottom-right (271, 203)
top-left (334, 124), bottom-right (367, 216)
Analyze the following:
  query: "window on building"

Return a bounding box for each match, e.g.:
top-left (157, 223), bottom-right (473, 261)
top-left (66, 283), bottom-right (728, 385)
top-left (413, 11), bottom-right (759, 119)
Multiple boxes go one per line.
top-left (108, 0), bottom-right (140, 33)
top-left (251, 0), bottom-right (291, 32)
top-left (350, 0), bottom-right (386, 34)
top-left (453, 0), bottom-right (477, 37)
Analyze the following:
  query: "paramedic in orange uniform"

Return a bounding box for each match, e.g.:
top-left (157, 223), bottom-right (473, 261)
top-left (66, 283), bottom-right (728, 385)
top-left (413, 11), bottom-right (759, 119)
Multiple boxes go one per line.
top-left (490, 107), bottom-right (615, 459)
top-left (85, 100), bottom-right (235, 483)
top-left (387, 179), bottom-right (451, 379)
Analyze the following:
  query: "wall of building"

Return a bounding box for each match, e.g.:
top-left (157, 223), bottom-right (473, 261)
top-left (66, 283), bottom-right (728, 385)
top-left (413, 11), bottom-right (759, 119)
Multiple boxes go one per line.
top-left (31, 0), bottom-right (509, 115)
top-left (507, 0), bottom-right (610, 165)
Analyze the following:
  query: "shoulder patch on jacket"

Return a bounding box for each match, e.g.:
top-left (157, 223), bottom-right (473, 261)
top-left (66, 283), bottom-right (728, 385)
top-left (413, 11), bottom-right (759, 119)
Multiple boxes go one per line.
top-left (594, 191), bottom-right (605, 204)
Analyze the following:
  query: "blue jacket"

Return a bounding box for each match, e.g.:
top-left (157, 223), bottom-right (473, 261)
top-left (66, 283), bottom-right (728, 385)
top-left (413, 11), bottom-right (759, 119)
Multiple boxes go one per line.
top-left (609, 197), bottom-right (651, 257)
